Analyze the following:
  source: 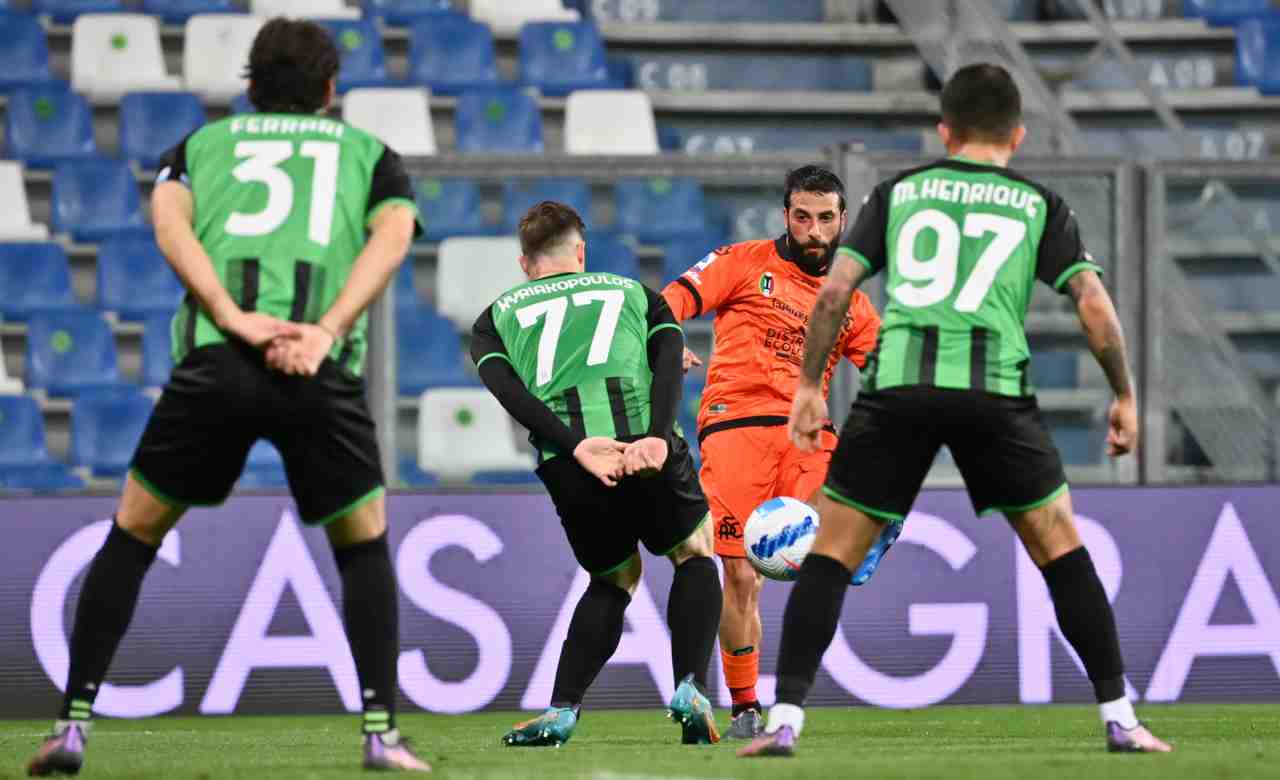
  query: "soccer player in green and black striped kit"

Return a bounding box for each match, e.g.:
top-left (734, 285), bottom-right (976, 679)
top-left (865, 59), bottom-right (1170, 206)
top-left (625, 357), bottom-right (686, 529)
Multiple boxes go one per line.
top-left (740, 64), bottom-right (1173, 758)
top-left (27, 19), bottom-right (429, 775)
top-left (471, 202), bottom-right (723, 748)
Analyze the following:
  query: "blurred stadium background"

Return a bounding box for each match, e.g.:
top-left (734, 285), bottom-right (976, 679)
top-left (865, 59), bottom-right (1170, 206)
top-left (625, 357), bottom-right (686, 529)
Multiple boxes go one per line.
top-left (0, 0), bottom-right (1277, 495)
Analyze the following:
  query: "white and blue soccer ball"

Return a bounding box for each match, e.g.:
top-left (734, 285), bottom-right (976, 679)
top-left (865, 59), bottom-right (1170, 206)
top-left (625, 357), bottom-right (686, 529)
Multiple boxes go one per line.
top-left (744, 497), bottom-right (819, 581)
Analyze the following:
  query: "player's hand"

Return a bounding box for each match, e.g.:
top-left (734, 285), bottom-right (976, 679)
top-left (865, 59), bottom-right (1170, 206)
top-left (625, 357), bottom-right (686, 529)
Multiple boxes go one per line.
top-left (682, 348), bottom-right (703, 373)
top-left (226, 311), bottom-right (302, 350)
top-left (573, 437), bottom-right (629, 487)
top-left (788, 382), bottom-right (827, 453)
top-left (623, 437), bottom-right (669, 477)
top-left (1107, 395), bottom-right (1138, 456)
top-left (267, 324), bottom-right (336, 377)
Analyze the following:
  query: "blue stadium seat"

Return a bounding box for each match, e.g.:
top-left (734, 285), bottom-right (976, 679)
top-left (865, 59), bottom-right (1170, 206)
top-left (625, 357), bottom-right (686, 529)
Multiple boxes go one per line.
top-left (0, 11), bottom-right (55, 90)
top-left (0, 395), bottom-right (52, 465)
top-left (317, 19), bottom-right (391, 93)
top-left (0, 243), bottom-right (78, 321)
top-left (502, 178), bottom-right (592, 233)
top-left (1236, 15), bottom-right (1280, 94)
top-left (25, 310), bottom-right (123, 397)
top-left (239, 440), bottom-right (288, 489)
top-left (656, 124), bottom-right (683, 152)
top-left (231, 92), bottom-right (254, 114)
top-left (97, 236), bottom-right (185, 320)
top-left (364, 0), bottom-right (453, 26)
top-left (407, 14), bottom-right (499, 96)
top-left (3, 84), bottom-right (98, 169)
top-left (616, 178), bottom-right (710, 244)
top-left (606, 56), bottom-right (634, 89)
top-left (51, 158), bottom-right (148, 242)
top-left (414, 178), bottom-right (491, 241)
top-left (584, 232), bottom-right (639, 278)
top-left (141, 0), bottom-right (235, 24)
top-left (679, 376), bottom-right (703, 465)
top-left (454, 88), bottom-right (544, 153)
top-left (397, 304), bottom-right (474, 396)
top-left (470, 469), bottom-right (539, 485)
top-left (1030, 349), bottom-right (1078, 389)
top-left (661, 231), bottom-right (730, 287)
top-left (398, 456), bottom-right (440, 487)
top-left (119, 92), bottom-right (207, 169)
top-left (0, 463), bottom-right (86, 493)
top-left (519, 22), bottom-right (610, 97)
top-left (140, 312), bottom-right (174, 387)
top-left (70, 390), bottom-right (153, 477)
top-left (1052, 424), bottom-right (1106, 465)
top-left (394, 259), bottom-right (421, 309)
top-left (1185, 0), bottom-right (1272, 26)
top-left (31, 1), bottom-right (125, 24)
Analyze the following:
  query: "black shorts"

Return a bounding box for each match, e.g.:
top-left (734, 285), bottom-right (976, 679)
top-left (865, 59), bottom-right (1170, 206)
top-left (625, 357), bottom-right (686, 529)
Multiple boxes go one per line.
top-left (537, 435), bottom-right (709, 575)
top-left (824, 386), bottom-right (1068, 521)
top-left (131, 343), bottom-right (384, 525)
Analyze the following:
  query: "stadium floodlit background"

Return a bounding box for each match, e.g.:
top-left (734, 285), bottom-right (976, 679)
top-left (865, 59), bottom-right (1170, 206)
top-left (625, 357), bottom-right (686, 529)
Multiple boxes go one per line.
top-left (0, 0), bottom-right (1278, 776)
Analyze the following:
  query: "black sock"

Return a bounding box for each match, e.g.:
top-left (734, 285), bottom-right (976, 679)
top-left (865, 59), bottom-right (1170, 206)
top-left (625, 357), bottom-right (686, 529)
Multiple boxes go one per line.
top-left (333, 533), bottom-right (399, 734)
top-left (551, 580), bottom-right (631, 709)
top-left (775, 553), bottom-right (851, 707)
top-left (60, 518), bottom-right (158, 721)
top-left (1041, 546), bottom-right (1126, 703)
top-left (667, 556), bottom-right (721, 693)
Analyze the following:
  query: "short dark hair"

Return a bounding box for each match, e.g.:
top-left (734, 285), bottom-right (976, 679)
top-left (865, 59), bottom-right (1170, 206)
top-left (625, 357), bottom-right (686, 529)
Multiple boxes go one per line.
top-left (784, 165), bottom-right (846, 212)
top-left (518, 201), bottom-right (586, 258)
top-left (940, 63), bottom-right (1023, 144)
top-left (246, 18), bottom-right (340, 114)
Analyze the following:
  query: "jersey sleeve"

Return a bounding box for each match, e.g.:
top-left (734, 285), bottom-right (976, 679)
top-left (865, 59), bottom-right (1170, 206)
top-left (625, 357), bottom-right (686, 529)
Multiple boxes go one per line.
top-left (1036, 190), bottom-right (1104, 293)
top-left (841, 291), bottom-right (882, 369)
top-left (155, 133), bottom-right (194, 188)
top-left (660, 244), bottom-right (745, 320)
top-left (837, 182), bottom-right (890, 275)
top-left (469, 306), bottom-right (509, 369)
top-left (366, 146), bottom-right (423, 238)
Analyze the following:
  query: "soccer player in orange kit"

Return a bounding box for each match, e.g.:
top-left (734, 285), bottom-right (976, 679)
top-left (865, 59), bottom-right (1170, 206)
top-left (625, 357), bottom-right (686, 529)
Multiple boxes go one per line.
top-left (661, 166), bottom-right (883, 739)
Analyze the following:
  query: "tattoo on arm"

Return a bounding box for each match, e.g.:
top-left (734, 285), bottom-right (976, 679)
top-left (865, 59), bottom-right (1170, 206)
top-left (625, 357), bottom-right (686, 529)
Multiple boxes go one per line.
top-left (800, 256), bottom-right (869, 385)
top-left (1067, 271), bottom-right (1133, 398)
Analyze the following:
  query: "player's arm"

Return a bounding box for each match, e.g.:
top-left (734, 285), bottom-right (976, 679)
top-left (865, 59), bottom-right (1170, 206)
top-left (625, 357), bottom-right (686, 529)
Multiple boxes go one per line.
top-left (625, 288), bottom-right (684, 476)
top-left (660, 245), bottom-right (741, 371)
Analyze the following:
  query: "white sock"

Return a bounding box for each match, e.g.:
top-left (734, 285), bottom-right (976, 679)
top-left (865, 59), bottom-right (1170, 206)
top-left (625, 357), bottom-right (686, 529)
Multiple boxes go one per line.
top-left (765, 703), bottom-right (805, 736)
top-left (1099, 697), bottom-right (1138, 729)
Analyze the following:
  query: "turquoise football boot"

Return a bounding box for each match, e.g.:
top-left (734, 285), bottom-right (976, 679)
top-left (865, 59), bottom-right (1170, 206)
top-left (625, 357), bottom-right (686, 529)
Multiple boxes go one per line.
top-left (502, 707), bottom-right (578, 747)
top-left (668, 675), bottom-right (720, 744)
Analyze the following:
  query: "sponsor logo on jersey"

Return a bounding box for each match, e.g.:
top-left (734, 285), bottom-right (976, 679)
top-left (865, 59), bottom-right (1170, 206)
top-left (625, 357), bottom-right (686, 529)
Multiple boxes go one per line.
top-left (708, 403), bottom-right (728, 415)
top-left (759, 272), bottom-right (775, 297)
top-left (749, 515), bottom-right (816, 561)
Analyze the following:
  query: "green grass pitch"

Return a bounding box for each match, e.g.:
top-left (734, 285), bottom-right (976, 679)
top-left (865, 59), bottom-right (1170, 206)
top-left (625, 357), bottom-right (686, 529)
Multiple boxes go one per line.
top-left (1, 704), bottom-right (1276, 779)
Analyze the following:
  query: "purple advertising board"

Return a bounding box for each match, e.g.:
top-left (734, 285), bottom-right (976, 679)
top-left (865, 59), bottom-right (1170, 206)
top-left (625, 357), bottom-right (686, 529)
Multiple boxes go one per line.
top-left (1, 486), bottom-right (1277, 719)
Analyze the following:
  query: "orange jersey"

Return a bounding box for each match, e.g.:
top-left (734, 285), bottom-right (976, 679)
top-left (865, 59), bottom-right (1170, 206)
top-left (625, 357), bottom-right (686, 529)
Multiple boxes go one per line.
top-left (662, 237), bottom-right (881, 433)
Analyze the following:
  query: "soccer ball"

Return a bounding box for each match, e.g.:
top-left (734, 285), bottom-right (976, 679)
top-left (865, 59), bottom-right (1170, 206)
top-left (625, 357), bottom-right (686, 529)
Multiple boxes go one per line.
top-left (744, 496), bottom-right (819, 581)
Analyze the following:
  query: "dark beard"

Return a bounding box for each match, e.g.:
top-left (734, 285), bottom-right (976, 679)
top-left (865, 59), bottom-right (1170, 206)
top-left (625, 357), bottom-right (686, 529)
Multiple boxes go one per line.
top-left (795, 241), bottom-right (838, 276)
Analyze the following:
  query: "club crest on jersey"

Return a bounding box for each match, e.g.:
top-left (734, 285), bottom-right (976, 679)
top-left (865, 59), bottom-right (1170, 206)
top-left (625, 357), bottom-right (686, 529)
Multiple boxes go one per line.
top-left (759, 272), bottom-right (775, 297)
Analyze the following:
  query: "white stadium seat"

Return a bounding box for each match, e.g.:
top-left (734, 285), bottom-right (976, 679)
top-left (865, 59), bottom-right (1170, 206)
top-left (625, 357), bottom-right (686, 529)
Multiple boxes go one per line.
top-left (0, 163), bottom-right (50, 242)
top-left (434, 236), bottom-right (528, 330)
top-left (184, 14), bottom-right (264, 102)
top-left (71, 14), bottom-right (181, 102)
top-left (418, 388), bottom-right (535, 481)
top-left (341, 88), bottom-right (437, 156)
top-left (250, 0), bottom-right (360, 19)
top-left (564, 90), bottom-right (659, 155)
top-left (469, 0), bottom-right (579, 36)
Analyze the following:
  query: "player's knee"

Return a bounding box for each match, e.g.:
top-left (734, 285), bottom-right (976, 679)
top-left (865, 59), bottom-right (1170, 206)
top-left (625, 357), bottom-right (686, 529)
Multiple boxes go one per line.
top-left (669, 516), bottom-right (714, 564)
top-left (117, 473), bottom-right (184, 546)
top-left (722, 557), bottom-right (762, 606)
top-left (599, 554), bottom-right (643, 595)
top-left (324, 495), bottom-right (387, 548)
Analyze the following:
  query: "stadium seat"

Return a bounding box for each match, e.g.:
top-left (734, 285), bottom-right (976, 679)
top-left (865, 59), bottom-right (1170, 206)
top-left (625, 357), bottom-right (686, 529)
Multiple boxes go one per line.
top-left (397, 456), bottom-right (440, 488)
top-left (519, 22), bottom-right (610, 97)
top-left (0, 463), bottom-right (86, 493)
top-left (469, 0), bottom-right (578, 37)
top-left (616, 178), bottom-right (710, 244)
top-left (1236, 15), bottom-right (1280, 94)
top-left (455, 88), bottom-right (544, 153)
top-left (140, 312), bottom-right (174, 387)
top-left (1030, 349), bottom-right (1078, 389)
top-left (71, 14), bottom-right (181, 102)
top-left (1185, 0), bottom-right (1272, 26)
top-left (342, 88), bottom-right (438, 156)
top-left (238, 440), bottom-right (288, 489)
top-left (51, 158), bottom-right (148, 242)
top-left (364, 0), bottom-right (453, 26)
top-left (316, 19), bottom-right (391, 92)
top-left (0, 162), bottom-right (51, 241)
top-left (142, 0), bottom-right (236, 25)
top-left (25, 310), bottom-right (123, 396)
top-left (70, 390), bottom-right (154, 476)
top-left (231, 92), bottom-right (254, 114)
top-left (184, 14), bottom-right (263, 102)
top-left (434, 236), bottom-right (527, 329)
top-left (119, 92), bottom-right (208, 169)
top-left (0, 338), bottom-right (23, 394)
top-left (606, 56), bottom-right (634, 89)
top-left (0, 11), bottom-right (55, 90)
top-left (679, 377), bottom-right (703, 460)
top-left (406, 15), bottom-right (500, 96)
top-left (3, 84), bottom-right (98, 169)
top-left (564, 90), bottom-right (659, 155)
top-left (250, 0), bottom-right (359, 18)
top-left (584, 232), bottom-right (639, 278)
top-left (0, 243), bottom-right (78, 320)
top-left (394, 259), bottom-right (421, 309)
top-left (661, 231), bottom-right (731, 286)
top-left (32, 1), bottom-right (124, 24)
top-left (417, 387), bottom-right (536, 482)
top-left (396, 304), bottom-right (475, 395)
top-left (501, 178), bottom-right (592, 233)
top-left (0, 395), bottom-right (52, 465)
top-left (414, 178), bottom-right (490, 241)
top-left (470, 470), bottom-right (539, 485)
top-left (97, 236), bottom-right (185, 320)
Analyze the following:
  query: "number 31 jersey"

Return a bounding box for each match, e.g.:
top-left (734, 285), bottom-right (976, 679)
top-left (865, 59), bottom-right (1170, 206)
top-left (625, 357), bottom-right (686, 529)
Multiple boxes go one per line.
top-left (155, 113), bottom-right (421, 375)
top-left (839, 156), bottom-right (1103, 397)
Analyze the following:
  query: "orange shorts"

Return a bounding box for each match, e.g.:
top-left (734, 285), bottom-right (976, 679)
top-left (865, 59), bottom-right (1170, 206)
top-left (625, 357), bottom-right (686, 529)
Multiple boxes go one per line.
top-left (699, 424), bottom-right (838, 558)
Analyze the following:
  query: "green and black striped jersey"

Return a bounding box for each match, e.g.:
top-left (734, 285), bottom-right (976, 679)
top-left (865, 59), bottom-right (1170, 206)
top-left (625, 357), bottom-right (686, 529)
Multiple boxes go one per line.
top-left (839, 156), bottom-right (1103, 397)
top-left (155, 113), bottom-right (422, 376)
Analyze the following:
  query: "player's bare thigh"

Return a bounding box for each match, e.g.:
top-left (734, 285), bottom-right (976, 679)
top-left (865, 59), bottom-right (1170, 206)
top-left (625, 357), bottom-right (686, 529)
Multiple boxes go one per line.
top-left (808, 491), bottom-right (884, 571)
top-left (118, 472), bottom-right (187, 546)
top-left (325, 492), bottom-right (388, 548)
top-left (1006, 490), bottom-right (1083, 566)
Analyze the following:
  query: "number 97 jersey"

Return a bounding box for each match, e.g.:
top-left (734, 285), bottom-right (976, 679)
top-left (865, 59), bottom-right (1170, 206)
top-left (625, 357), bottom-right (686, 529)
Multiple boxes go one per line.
top-left (839, 157), bottom-right (1103, 398)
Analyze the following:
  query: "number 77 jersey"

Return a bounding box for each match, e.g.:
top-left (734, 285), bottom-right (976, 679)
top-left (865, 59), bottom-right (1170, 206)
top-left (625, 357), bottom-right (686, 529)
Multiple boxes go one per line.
top-left (841, 157), bottom-right (1103, 397)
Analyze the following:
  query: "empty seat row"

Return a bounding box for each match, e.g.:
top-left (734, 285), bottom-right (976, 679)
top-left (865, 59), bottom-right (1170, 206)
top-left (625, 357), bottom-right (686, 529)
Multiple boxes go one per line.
top-left (0, 240), bottom-right (183, 320)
